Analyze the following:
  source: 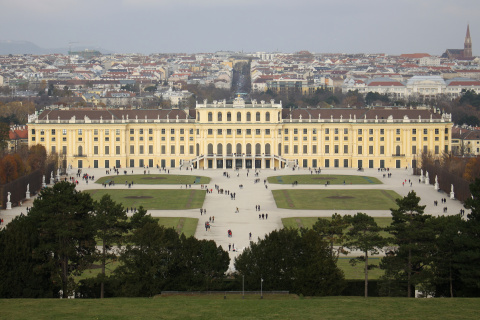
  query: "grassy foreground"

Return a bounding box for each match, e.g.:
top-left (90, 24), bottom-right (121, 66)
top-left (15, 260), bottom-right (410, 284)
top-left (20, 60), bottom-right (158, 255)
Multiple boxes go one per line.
top-left (96, 174), bottom-right (211, 185)
top-left (273, 189), bottom-right (400, 210)
top-left (1, 296), bottom-right (479, 320)
top-left (267, 174), bottom-right (382, 185)
top-left (87, 189), bottom-right (206, 210)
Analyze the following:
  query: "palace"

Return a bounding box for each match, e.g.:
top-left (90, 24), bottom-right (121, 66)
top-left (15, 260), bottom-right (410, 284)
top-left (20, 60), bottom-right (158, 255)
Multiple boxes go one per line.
top-left (28, 97), bottom-right (452, 170)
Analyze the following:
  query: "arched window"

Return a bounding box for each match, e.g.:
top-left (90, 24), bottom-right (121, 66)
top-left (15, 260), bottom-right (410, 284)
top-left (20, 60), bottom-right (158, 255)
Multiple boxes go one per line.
top-left (246, 143), bottom-right (252, 155)
top-left (196, 143), bottom-right (199, 156)
top-left (217, 112), bottom-right (222, 121)
top-left (278, 112), bottom-right (281, 121)
top-left (78, 146), bottom-right (83, 156)
top-left (265, 112), bottom-right (270, 122)
top-left (217, 143), bottom-right (223, 155)
top-left (197, 112), bottom-right (200, 121)
top-left (256, 112), bottom-right (261, 121)
top-left (396, 145), bottom-right (401, 155)
top-left (227, 112), bottom-right (232, 121)
top-left (237, 112), bottom-right (242, 122)
top-left (208, 112), bottom-right (212, 122)
top-left (208, 143), bottom-right (213, 155)
top-left (265, 143), bottom-right (271, 155)
top-left (236, 143), bottom-right (242, 155)
top-left (255, 143), bottom-right (261, 155)
top-left (247, 112), bottom-right (251, 122)
top-left (227, 143), bottom-right (232, 155)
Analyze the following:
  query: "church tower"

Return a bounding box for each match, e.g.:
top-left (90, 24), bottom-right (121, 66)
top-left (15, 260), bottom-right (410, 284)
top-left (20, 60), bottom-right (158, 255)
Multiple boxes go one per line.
top-left (464, 24), bottom-right (473, 58)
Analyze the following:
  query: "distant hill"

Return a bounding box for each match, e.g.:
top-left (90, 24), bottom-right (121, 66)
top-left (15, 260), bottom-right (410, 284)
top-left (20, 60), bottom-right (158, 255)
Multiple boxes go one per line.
top-left (0, 40), bottom-right (111, 55)
top-left (0, 40), bottom-right (47, 55)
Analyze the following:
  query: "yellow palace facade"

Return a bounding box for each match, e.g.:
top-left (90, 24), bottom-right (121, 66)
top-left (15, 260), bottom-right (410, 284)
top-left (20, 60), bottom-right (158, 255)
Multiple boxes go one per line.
top-left (28, 97), bottom-right (452, 170)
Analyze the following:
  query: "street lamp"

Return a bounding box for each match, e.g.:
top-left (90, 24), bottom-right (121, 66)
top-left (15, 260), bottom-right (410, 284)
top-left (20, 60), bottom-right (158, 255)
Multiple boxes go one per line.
top-left (261, 277), bottom-right (263, 299)
top-left (242, 275), bottom-right (245, 299)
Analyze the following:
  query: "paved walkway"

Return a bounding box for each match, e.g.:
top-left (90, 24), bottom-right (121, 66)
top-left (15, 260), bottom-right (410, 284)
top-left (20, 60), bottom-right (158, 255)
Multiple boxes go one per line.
top-left (0, 167), bottom-right (467, 271)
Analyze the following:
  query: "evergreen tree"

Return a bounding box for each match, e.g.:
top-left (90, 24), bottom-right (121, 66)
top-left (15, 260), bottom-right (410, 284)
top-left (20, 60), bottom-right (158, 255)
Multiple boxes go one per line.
top-left (345, 213), bottom-right (387, 297)
top-left (455, 178), bottom-right (480, 293)
top-left (114, 222), bottom-right (181, 296)
top-left (93, 194), bottom-right (129, 298)
top-left (429, 214), bottom-right (463, 297)
top-left (234, 228), bottom-right (345, 296)
top-left (310, 213), bottom-right (350, 259)
top-left (0, 215), bottom-right (58, 298)
top-left (381, 191), bottom-right (434, 297)
top-left (28, 181), bottom-right (96, 298)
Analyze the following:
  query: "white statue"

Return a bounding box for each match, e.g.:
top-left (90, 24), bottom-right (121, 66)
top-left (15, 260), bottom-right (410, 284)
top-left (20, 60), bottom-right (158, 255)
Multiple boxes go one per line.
top-left (426, 171), bottom-right (429, 179)
top-left (435, 176), bottom-right (438, 184)
top-left (51, 171), bottom-right (54, 179)
top-left (27, 184), bottom-right (29, 192)
top-left (42, 175), bottom-right (45, 184)
top-left (7, 192), bottom-right (11, 202)
top-left (451, 184), bottom-right (454, 193)
top-left (57, 168), bottom-right (60, 176)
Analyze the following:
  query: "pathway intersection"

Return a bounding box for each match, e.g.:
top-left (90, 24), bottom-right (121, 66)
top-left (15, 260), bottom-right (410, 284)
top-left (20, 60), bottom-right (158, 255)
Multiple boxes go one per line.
top-left (1, 167), bottom-right (467, 271)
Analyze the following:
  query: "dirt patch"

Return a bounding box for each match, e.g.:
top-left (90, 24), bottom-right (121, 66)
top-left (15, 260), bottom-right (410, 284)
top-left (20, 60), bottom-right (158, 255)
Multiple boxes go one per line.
top-left (141, 177), bottom-right (166, 180)
top-left (326, 196), bottom-right (354, 199)
top-left (124, 196), bottom-right (153, 199)
top-left (312, 177), bottom-right (338, 180)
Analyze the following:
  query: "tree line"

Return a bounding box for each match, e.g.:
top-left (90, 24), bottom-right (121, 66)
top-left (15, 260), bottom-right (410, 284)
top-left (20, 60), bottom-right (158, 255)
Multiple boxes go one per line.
top-left (1, 179), bottom-right (480, 298)
top-left (0, 145), bottom-right (49, 184)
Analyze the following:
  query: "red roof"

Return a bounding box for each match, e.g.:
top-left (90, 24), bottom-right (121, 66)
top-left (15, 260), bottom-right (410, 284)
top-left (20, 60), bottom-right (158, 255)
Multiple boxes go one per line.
top-left (368, 82), bottom-right (404, 87)
top-left (400, 53), bottom-right (431, 58)
top-left (448, 81), bottom-right (480, 86)
top-left (9, 127), bottom-right (28, 140)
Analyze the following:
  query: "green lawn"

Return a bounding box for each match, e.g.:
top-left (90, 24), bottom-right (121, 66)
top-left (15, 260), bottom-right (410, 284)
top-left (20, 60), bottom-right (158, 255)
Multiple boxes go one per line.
top-left (268, 174), bottom-right (382, 185)
top-left (337, 257), bottom-right (384, 280)
top-left (86, 189), bottom-right (206, 210)
top-left (1, 296), bottom-right (480, 320)
top-left (282, 217), bottom-right (393, 230)
top-left (155, 217), bottom-right (198, 237)
top-left (75, 260), bottom-right (122, 282)
top-left (95, 174), bottom-right (210, 185)
top-left (272, 189), bottom-right (400, 210)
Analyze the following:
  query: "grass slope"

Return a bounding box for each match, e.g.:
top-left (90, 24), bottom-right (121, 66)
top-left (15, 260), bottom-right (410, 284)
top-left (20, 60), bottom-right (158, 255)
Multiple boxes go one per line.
top-left (96, 174), bottom-right (210, 185)
top-left (273, 189), bottom-right (400, 210)
top-left (87, 189), bottom-right (206, 210)
top-left (268, 174), bottom-right (382, 185)
top-left (1, 296), bottom-right (479, 320)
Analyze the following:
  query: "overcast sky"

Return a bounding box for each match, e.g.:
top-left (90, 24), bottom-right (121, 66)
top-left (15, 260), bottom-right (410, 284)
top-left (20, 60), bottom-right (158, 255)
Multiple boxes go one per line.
top-left (0, 0), bottom-right (478, 55)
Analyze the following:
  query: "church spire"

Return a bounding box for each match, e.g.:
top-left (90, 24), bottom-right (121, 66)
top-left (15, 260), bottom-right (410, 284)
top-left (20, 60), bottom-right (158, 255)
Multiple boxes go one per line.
top-left (464, 24), bottom-right (472, 58)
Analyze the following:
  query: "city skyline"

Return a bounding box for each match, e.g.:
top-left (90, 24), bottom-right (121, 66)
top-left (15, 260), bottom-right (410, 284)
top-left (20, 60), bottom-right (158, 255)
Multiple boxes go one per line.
top-left (0, 0), bottom-right (478, 55)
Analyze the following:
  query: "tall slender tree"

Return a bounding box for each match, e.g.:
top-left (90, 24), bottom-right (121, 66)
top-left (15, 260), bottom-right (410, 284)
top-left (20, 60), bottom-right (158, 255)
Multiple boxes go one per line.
top-left (94, 194), bottom-right (128, 298)
top-left (456, 178), bottom-right (480, 293)
top-left (382, 191), bottom-right (433, 298)
top-left (345, 213), bottom-right (387, 297)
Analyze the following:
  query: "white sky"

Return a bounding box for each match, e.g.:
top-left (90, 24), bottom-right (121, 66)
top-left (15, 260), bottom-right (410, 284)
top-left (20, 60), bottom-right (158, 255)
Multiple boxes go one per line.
top-left (0, 0), bottom-right (478, 55)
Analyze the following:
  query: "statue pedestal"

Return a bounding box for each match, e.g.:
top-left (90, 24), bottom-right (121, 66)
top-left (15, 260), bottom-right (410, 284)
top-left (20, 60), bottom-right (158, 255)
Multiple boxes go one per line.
top-left (26, 191), bottom-right (30, 199)
top-left (6, 202), bottom-right (12, 210)
top-left (450, 192), bottom-right (455, 200)
top-left (434, 183), bottom-right (439, 191)
top-left (421, 176), bottom-right (425, 182)
top-left (425, 178), bottom-right (430, 185)
top-left (42, 182), bottom-right (46, 188)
